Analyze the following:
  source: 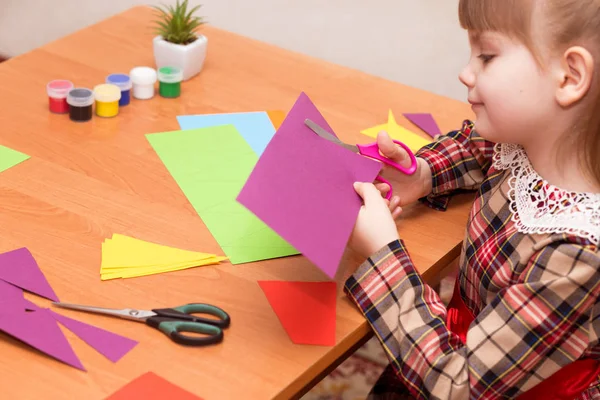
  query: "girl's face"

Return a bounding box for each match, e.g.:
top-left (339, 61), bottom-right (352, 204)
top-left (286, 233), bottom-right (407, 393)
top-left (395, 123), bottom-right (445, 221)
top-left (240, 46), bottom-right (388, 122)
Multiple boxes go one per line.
top-left (458, 31), bottom-right (560, 146)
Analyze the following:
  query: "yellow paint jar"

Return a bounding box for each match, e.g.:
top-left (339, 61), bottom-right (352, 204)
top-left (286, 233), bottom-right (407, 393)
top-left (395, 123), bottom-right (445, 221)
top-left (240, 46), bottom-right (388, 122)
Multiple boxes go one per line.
top-left (93, 84), bottom-right (121, 117)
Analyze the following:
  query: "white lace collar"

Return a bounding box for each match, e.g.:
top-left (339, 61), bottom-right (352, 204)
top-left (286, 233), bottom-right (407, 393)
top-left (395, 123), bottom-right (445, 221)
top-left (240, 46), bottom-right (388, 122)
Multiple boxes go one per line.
top-left (492, 143), bottom-right (600, 245)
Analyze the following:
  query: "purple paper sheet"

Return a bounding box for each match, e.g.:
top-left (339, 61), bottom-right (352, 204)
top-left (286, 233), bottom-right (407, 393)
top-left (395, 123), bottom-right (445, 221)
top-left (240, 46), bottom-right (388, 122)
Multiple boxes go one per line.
top-left (403, 113), bottom-right (442, 138)
top-left (237, 92), bottom-right (382, 278)
top-left (0, 308), bottom-right (84, 370)
top-left (49, 310), bottom-right (138, 363)
top-left (0, 279), bottom-right (26, 307)
top-left (0, 248), bottom-right (59, 301)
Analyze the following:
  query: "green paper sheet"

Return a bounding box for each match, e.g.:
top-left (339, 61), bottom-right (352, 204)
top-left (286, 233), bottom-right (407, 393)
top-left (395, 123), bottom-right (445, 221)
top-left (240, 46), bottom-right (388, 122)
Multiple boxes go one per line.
top-left (146, 125), bottom-right (299, 264)
top-left (0, 145), bottom-right (29, 173)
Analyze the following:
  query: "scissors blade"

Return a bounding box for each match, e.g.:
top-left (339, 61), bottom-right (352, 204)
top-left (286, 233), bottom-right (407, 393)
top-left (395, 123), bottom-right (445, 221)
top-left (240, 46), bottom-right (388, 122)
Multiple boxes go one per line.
top-left (304, 119), bottom-right (359, 153)
top-left (52, 302), bottom-right (156, 322)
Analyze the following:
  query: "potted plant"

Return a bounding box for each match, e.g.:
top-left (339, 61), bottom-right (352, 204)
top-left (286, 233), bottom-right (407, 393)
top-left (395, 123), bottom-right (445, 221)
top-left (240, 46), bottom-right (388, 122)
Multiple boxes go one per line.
top-left (152, 0), bottom-right (207, 81)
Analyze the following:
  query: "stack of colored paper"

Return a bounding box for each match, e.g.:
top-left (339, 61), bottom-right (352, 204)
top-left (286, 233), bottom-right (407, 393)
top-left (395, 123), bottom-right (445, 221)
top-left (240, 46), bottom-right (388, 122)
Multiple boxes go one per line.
top-left (146, 110), bottom-right (300, 265)
top-left (100, 234), bottom-right (227, 280)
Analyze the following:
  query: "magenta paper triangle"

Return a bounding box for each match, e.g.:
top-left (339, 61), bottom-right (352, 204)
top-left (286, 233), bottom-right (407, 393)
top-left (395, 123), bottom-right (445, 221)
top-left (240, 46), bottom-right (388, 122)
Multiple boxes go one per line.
top-left (0, 308), bottom-right (84, 370)
top-left (22, 301), bottom-right (138, 363)
top-left (0, 279), bottom-right (26, 308)
top-left (403, 113), bottom-right (441, 138)
top-left (49, 310), bottom-right (138, 363)
top-left (237, 92), bottom-right (382, 279)
top-left (0, 248), bottom-right (59, 302)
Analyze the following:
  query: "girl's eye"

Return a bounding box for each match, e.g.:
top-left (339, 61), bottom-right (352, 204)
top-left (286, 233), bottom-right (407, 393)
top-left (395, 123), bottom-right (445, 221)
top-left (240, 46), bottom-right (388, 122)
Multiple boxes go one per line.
top-left (478, 54), bottom-right (495, 64)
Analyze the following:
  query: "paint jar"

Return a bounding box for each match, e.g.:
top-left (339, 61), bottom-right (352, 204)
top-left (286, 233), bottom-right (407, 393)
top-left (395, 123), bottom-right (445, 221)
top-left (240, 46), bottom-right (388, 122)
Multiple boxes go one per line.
top-left (93, 84), bottom-right (121, 118)
top-left (129, 66), bottom-right (157, 100)
top-left (66, 88), bottom-right (94, 122)
top-left (105, 73), bottom-right (132, 106)
top-left (47, 80), bottom-right (74, 114)
top-left (157, 66), bottom-right (183, 98)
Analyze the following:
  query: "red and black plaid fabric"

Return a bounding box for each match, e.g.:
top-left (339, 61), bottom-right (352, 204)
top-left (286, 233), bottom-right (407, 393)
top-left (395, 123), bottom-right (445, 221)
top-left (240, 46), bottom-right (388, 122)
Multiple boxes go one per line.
top-left (344, 120), bottom-right (600, 399)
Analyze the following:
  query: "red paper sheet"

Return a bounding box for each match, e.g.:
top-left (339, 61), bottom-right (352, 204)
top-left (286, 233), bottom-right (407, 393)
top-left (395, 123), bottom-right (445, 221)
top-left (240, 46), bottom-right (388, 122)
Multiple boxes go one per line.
top-left (258, 281), bottom-right (337, 346)
top-left (106, 372), bottom-right (203, 400)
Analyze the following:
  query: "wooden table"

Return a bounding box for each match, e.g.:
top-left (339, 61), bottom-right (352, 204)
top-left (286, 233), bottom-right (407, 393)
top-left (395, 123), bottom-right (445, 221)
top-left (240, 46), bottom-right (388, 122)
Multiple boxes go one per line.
top-left (0, 6), bottom-right (474, 400)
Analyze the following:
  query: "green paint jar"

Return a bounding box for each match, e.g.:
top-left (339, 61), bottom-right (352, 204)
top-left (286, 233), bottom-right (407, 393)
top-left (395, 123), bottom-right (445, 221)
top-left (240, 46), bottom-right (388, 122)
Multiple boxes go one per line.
top-left (157, 66), bottom-right (183, 98)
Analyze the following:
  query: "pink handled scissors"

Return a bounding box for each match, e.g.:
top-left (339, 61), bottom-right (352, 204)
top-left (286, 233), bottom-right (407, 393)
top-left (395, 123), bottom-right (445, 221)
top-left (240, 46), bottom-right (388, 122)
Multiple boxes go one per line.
top-left (304, 118), bottom-right (418, 200)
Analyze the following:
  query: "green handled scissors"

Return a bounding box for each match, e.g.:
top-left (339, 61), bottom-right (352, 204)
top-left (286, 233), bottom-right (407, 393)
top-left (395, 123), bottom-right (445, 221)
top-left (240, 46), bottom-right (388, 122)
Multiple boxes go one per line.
top-left (52, 301), bottom-right (231, 346)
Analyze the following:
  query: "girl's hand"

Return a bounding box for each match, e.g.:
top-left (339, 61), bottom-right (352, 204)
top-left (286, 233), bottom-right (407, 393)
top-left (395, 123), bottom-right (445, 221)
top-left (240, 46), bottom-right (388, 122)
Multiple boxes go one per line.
top-left (374, 130), bottom-right (433, 208)
top-left (349, 182), bottom-right (400, 259)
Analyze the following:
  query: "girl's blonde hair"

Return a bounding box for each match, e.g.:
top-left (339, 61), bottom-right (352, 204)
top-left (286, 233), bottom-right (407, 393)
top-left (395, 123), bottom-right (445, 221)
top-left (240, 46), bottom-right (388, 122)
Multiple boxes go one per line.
top-left (458, 0), bottom-right (600, 186)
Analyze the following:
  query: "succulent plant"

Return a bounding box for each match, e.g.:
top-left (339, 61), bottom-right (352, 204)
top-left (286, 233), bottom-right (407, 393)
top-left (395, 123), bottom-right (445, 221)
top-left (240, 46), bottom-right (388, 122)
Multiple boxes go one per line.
top-left (153, 0), bottom-right (206, 45)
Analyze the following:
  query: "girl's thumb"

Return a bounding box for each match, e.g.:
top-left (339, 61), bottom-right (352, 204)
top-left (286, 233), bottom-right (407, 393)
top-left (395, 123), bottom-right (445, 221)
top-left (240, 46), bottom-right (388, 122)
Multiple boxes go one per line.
top-left (353, 182), bottom-right (366, 200)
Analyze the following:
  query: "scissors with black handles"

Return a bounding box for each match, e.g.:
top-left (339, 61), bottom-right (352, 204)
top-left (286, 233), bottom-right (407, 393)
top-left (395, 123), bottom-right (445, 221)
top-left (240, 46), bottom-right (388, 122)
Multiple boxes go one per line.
top-left (52, 301), bottom-right (231, 346)
top-left (304, 118), bottom-right (418, 200)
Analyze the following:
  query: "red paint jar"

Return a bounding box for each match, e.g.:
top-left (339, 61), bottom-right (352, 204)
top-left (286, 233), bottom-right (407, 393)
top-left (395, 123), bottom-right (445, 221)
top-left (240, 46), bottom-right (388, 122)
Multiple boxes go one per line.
top-left (47, 80), bottom-right (74, 114)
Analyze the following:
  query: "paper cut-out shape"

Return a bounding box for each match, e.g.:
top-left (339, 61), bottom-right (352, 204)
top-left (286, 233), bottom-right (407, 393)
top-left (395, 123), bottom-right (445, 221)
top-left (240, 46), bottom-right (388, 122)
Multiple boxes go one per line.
top-left (177, 111), bottom-right (278, 156)
top-left (0, 309), bottom-right (85, 370)
top-left (403, 113), bottom-right (442, 138)
top-left (23, 300), bottom-right (137, 364)
top-left (258, 281), bottom-right (337, 346)
top-left (237, 92), bottom-right (381, 278)
top-left (147, 125), bottom-right (299, 264)
top-left (106, 371), bottom-right (204, 400)
top-left (0, 145), bottom-right (29, 173)
top-left (361, 110), bottom-right (431, 153)
top-left (100, 234), bottom-right (226, 280)
top-left (0, 249), bottom-right (137, 370)
top-left (0, 248), bottom-right (59, 301)
top-left (0, 280), bottom-right (25, 307)
top-left (266, 110), bottom-right (286, 130)
top-left (49, 310), bottom-right (138, 363)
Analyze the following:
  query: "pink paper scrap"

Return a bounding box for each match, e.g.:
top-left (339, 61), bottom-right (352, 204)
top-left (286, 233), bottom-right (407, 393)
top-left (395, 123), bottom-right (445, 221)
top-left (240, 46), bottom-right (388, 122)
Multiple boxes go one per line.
top-left (403, 113), bottom-right (442, 138)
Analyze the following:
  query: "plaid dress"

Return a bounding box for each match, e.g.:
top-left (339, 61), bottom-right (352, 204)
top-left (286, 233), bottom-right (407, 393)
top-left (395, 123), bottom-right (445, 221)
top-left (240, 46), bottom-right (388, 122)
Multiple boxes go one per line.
top-left (344, 120), bottom-right (600, 399)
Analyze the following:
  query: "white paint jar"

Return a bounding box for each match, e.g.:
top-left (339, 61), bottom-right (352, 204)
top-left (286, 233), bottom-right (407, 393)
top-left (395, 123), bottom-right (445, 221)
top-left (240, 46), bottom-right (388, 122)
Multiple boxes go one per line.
top-left (129, 66), bottom-right (158, 100)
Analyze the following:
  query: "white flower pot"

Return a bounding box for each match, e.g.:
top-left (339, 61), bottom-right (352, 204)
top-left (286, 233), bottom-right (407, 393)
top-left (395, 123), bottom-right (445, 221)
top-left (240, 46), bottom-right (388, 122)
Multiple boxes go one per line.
top-left (152, 34), bottom-right (207, 81)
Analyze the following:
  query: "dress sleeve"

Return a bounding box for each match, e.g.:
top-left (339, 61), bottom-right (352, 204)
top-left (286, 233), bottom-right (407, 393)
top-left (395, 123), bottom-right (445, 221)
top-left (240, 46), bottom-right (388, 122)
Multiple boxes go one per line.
top-left (415, 120), bottom-right (495, 211)
top-left (344, 238), bottom-right (600, 399)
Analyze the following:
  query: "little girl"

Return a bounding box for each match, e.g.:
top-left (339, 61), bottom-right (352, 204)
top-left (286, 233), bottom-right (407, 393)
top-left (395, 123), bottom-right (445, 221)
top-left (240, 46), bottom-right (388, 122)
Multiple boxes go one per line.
top-left (346, 0), bottom-right (600, 398)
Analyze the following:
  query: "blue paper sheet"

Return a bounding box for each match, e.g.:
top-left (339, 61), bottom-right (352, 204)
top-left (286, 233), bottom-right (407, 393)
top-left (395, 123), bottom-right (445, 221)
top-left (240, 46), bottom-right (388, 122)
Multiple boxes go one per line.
top-left (177, 112), bottom-right (277, 156)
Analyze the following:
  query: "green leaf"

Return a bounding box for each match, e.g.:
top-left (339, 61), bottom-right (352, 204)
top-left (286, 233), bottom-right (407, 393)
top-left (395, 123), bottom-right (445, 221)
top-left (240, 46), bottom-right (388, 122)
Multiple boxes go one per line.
top-left (186, 4), bottom-right (202, 21)
top-left (153, 0), bottom-right (206, 44)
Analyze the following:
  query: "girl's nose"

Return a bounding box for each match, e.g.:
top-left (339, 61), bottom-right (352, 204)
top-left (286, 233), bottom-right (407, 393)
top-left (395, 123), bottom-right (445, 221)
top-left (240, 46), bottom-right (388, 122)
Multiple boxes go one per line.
top-left (459, 63), bottom-right (476, 89)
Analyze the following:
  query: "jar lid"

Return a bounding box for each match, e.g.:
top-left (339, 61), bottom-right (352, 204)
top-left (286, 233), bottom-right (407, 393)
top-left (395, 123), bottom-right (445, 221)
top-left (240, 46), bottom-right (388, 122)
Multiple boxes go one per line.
top-left (129, 66), bottom-right (158, 85)
top-left (67, 88), bottom-right (94, 107)
top-left (47, 80), bottom-right (74, 98)
top-left (93, 84), bottom-right (121, 102)
top-left (157, 66), bottom-right (183, 83)
top-left (106, 73), bottom-right (132, 90)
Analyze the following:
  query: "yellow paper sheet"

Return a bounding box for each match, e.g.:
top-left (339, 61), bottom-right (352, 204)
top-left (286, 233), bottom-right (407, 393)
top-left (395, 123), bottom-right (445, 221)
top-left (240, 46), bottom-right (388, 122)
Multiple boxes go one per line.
top-left (101, 234), bottom-right (217, 268)
top-left (101, 257), bottom-right (226, 280)
top-left (361, 110), bottom-right (432, 153)
top-left (100, 234), bottom-right (227, 280)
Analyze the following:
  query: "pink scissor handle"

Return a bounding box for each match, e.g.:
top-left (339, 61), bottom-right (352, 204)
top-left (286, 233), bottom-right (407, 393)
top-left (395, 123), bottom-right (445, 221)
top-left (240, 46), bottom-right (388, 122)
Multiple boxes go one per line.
top-left (375, 175), bottom-right (393, 200)
top-left (356, 140), bottom-right (418, 175)
top-left (357, 140), bottom-right (418, 201)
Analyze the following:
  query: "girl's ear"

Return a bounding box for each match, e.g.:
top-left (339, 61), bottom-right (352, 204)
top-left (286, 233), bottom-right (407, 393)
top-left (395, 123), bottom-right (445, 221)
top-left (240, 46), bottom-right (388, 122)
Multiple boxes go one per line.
top-left (555, 46), bottom-right (595, 107)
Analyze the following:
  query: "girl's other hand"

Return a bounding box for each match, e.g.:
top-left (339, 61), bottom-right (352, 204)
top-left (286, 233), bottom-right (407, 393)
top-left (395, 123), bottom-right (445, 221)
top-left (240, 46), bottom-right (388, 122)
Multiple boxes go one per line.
top-left (349, 182), bottom-right (400, 259)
